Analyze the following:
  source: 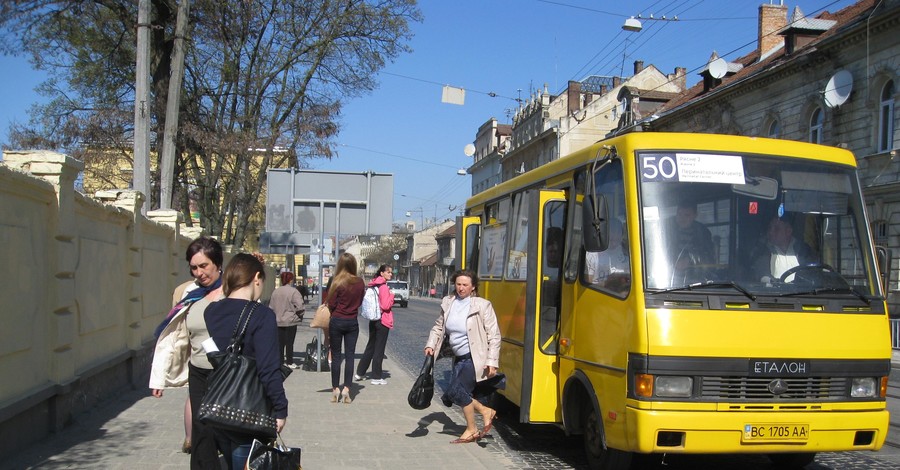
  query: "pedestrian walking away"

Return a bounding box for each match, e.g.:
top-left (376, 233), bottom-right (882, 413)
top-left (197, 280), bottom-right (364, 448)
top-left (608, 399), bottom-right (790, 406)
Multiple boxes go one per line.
top-left (204, 253), bottom-right (288, 469)
top-left (271, 271), bottom-right (305, 369)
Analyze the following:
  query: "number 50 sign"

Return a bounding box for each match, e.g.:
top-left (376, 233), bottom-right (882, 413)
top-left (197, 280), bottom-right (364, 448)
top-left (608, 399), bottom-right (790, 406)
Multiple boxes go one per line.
top-left (640, 153), bottom-right (745, 185)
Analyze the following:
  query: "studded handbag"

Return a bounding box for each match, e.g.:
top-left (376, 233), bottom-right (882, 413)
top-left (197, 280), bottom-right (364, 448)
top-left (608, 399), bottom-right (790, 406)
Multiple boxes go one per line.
top-left (198, 301), bottom-right (277, 438)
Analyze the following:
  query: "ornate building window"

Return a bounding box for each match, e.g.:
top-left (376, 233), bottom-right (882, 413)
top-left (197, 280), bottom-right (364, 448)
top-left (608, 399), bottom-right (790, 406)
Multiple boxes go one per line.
top-left (809, 107), bottom-right (823, 144)
top-left (767, 119), bottom-right (780, 138)
top-left (878, 80), bottom-right (895, 153)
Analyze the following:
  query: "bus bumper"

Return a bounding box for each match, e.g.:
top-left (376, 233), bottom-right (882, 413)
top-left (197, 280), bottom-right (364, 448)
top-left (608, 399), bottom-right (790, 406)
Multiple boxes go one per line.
top-left (624, 407), bottom-right (888, 454)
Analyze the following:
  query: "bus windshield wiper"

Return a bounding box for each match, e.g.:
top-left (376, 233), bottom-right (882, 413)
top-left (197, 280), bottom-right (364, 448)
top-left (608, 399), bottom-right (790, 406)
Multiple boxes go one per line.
top-left (777, 287), bottom-right (871, 305)
top-left (652, 280), bottom-right (756, 301)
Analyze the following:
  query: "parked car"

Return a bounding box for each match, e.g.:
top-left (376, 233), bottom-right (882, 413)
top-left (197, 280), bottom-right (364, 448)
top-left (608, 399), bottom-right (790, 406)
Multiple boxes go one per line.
top-left (387, 280), bottom-right (409, 308)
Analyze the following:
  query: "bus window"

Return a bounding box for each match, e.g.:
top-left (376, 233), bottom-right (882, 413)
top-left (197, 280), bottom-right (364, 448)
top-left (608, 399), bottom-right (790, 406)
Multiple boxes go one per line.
top-left (464, 223), bottom-right (480, 272)
top-left (564, 172), bottom-right (585, 282)
top-left (540, 201), bottom-right (566, 354)
top-left (639, 151), bottom-right (880, 298)
top-left (507, 192), bottom-right (530, 280)
top-left (583, 160), bottom-right (631, 296)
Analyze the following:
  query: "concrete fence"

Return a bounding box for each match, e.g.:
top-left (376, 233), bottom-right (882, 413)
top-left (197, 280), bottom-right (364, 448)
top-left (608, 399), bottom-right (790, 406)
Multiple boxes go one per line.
top-left (0, 150), bottom-right (274, 456)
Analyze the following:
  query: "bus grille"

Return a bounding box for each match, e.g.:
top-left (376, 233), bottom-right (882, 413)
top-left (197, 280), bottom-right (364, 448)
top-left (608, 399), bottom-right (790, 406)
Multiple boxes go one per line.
top-left (700, 376), bottom-right (848, 400)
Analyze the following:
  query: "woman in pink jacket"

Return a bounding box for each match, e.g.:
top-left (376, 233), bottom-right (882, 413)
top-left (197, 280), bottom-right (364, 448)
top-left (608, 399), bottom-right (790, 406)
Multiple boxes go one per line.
top-left (355, 264), bottom-right (395, 384)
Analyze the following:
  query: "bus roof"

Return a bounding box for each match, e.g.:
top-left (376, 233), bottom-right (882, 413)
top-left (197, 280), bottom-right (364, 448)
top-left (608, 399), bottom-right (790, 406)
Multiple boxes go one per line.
top-left (466, 132), bottom-right (857, 209)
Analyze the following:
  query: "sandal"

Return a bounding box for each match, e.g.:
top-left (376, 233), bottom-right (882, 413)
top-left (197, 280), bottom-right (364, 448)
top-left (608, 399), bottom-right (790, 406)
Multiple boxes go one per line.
top-left (450, 432), bottom-right (480, 444)
top-left (481, 409), bottom-right (497, 436)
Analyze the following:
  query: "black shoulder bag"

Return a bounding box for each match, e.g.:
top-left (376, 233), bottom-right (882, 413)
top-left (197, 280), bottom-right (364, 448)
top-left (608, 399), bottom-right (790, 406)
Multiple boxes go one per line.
top-left (407, 355), bottom-right (434, 410)
top-left (198, 301), bottom-right (277, 438)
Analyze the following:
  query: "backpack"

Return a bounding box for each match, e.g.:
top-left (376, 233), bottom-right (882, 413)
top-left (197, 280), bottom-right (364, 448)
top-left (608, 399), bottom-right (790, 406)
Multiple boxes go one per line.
top-left (359, 285), bottom-right (381, 321)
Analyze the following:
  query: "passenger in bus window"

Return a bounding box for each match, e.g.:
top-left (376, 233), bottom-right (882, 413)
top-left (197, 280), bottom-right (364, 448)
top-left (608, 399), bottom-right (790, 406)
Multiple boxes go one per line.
top-left (665, 202), bottom-right (714, 270)
top-left (750, 214), bottom-right (817, 283)
top-left (586, 218), bottom-right (630, 287)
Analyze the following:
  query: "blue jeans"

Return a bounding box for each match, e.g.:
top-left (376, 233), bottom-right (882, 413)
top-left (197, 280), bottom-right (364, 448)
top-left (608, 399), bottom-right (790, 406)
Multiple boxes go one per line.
top-left (328, 317), bottom-right (359, 388)
top-left (445, 356), bottom-right (476, 407)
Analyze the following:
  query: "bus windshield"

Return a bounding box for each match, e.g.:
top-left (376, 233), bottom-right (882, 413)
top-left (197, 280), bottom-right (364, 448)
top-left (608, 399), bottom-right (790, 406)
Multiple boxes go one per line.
top-left (637, 151), bottom-right (879, 299)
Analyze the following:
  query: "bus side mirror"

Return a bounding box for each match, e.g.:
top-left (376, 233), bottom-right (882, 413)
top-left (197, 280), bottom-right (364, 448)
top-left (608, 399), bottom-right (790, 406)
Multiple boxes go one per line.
top-left (583, 193), bottom-right (609, 252)
top-left (876, 245), bottom-right (891, 295)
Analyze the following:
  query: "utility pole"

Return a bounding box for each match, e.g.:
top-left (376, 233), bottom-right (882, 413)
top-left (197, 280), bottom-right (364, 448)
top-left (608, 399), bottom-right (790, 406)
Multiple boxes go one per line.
top-left (133, 0), bottom-right (151, 215)
top-left (159, 0), bottom-right (190, 210)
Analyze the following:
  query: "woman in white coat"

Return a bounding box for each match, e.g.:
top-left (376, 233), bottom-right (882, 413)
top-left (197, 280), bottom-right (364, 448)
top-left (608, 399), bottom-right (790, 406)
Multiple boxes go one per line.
top-left (424, 269), bottom-right (501, 444)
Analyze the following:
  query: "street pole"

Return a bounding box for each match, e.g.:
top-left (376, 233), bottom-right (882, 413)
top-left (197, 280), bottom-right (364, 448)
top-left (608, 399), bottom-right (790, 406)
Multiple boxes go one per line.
top-left (133, 0), bottom-right (151, 215)
top-left (159, 0), bottom-right (190, 210)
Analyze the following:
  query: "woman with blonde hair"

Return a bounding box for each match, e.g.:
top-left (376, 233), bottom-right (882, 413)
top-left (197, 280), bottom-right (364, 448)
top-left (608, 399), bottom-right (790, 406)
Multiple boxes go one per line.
top-left (325, 253), bottom-right (366, 403)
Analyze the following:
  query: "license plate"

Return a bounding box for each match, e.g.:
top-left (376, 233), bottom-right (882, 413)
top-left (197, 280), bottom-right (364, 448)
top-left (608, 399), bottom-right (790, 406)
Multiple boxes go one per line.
top-left (743, 423), bottom-right (809, 442)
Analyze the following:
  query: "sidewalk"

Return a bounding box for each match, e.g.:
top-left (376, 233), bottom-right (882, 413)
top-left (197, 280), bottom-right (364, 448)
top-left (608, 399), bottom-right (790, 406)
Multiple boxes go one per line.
top-left (3, 313), bottom-right (513, 470)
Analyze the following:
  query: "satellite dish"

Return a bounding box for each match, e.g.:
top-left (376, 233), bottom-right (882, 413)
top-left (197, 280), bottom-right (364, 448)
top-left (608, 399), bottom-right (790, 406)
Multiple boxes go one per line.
top-left (708, 58), bottom-right (727, 79)
top-left (463, 143), bottom-right (476, 157)
top-left (824, 70), bottom-right (853, 108)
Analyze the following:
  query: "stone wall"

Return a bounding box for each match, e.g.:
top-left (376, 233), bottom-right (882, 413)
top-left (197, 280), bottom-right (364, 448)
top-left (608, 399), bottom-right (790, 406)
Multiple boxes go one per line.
top-left (0, 150), bottom-right (272, 455)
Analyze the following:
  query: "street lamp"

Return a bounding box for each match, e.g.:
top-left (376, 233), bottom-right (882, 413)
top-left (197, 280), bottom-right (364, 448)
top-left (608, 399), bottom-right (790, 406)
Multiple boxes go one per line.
top-left (623, 17), bottom-right (642, 32)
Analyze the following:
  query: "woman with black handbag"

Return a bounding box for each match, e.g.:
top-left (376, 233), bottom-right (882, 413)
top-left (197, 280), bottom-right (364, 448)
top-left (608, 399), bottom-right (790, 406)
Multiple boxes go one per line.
top-left (424, 269), bottom-right (501, 444)
top-left (204, 253), bottom-right (288, 469)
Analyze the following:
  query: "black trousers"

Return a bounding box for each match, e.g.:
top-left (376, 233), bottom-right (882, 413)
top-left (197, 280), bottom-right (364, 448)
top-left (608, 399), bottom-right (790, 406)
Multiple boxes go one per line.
top-left (278, 326), bottom-right (298, 365)
top-left (188, 363), bottom-right (231, 469)
top-left (328, 317), bottom-right (359, 388)
top-left (356, 319), bottom-right (390, 379)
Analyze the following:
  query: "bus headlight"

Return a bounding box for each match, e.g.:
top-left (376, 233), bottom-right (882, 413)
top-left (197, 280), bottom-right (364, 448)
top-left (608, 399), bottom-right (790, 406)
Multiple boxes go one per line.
top-left (655, 376), bottom-right (693, 398)
top-left (851, 377), bottom-right (877, 398)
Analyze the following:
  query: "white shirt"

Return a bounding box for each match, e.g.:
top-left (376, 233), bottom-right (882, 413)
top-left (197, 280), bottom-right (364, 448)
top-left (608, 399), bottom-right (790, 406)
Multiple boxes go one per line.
top-left (770, 240), bottom-right (800, 281)
top-left (445, 296), bottom-right (471, 357)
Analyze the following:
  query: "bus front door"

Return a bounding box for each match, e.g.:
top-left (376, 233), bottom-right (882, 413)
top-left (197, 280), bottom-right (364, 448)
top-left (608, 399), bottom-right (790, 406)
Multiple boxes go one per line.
top-left (521, 190), bottom-right (567, 423)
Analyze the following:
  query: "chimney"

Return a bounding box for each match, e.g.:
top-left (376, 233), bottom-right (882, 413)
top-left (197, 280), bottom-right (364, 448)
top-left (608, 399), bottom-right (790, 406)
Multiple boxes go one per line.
top-left (758, 3), bottom-right (787, 56)
top-left (673, 67), bottom-right (687, 91)
top-left (567, 80), bottom-right (581, 115)
top-left (633, 60), bottom-right (644, 74)
top-left (613, 77), bottom-right (622, 88)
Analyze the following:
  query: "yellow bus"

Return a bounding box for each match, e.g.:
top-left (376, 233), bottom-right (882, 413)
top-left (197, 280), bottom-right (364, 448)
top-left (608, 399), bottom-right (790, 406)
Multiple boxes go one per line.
top-left (457, 132), bottom-right (890, 469)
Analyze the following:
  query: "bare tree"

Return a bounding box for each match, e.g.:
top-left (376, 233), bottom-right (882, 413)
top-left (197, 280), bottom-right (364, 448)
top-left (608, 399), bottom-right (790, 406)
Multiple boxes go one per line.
top-left (0, 0), bottom-right (421, 249)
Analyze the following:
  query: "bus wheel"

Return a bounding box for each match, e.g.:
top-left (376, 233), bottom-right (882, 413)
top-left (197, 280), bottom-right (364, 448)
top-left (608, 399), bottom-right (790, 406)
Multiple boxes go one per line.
top-left (768, 452), bottom-right (816, 468)
top-left (584, 406), bottom-right (632, 470)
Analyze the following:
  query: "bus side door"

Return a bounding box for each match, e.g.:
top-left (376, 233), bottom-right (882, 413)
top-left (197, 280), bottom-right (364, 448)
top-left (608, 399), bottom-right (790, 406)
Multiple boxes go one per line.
top-left (521, 190), bottom-right (567, 423)
top-left (456, 216), bottom-right (481, 271)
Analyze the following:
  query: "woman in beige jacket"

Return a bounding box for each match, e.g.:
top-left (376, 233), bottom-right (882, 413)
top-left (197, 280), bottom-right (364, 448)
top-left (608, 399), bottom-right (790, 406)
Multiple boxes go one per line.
top-left (424, 269), bottom-right (501, 444)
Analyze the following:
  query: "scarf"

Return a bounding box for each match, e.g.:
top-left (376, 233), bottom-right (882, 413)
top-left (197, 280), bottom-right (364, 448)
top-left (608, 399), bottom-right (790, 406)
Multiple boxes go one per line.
top-left (154, 276), bottom-right (223, 338)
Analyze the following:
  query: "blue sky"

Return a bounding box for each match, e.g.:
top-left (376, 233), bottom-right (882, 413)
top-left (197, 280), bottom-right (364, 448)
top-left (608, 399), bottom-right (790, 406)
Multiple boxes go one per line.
top-left (0, 0), bottom-right (856, 226)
